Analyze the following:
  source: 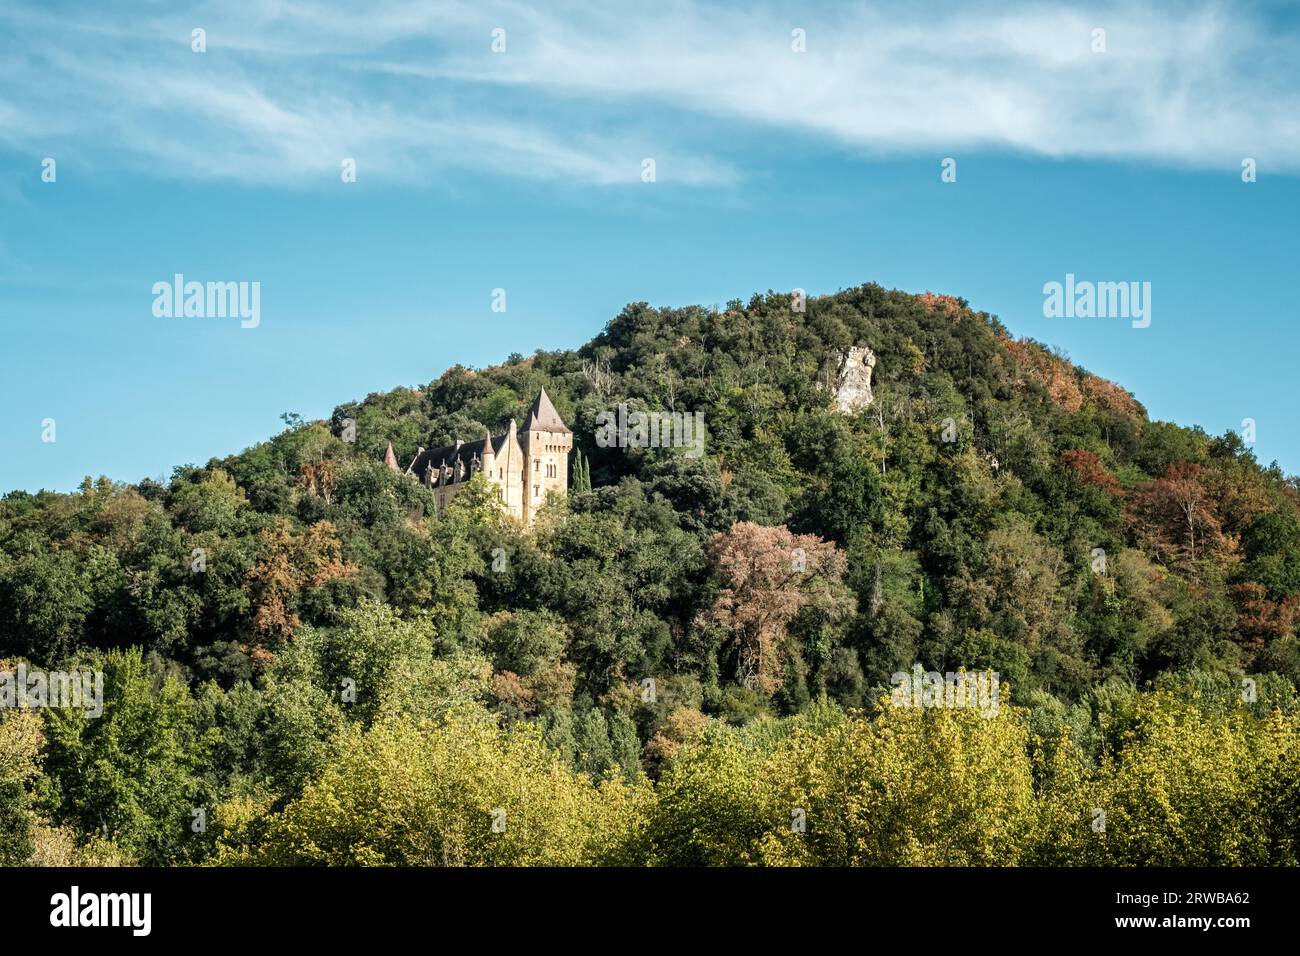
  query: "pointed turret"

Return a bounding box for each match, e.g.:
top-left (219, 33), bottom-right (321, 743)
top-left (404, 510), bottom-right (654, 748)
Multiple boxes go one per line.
top-left (384, 442), bottom-right (399, 472)
top-left (526, 387), bottom-right (571, 434)
top-left (481, 426), bottom-right (496, 473)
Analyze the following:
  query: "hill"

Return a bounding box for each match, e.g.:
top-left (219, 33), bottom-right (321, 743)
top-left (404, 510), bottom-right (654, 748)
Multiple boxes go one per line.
top-left (3, 282), bottom-right (1299, 865)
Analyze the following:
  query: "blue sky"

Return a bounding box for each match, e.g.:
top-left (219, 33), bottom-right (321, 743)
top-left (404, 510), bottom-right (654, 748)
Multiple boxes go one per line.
top-left (2, 0), bottom-right (1298, 492)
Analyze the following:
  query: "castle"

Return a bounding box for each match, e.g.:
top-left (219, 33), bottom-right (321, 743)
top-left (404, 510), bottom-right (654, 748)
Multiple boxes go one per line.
top-left (384, 388), bottom-right (572, 524)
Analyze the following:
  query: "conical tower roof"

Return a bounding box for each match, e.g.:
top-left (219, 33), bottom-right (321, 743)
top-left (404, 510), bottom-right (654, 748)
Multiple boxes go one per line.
top-left (525, 387), bottom-right (571, 434)
top-left (384, 442), bottom-right (400, 471)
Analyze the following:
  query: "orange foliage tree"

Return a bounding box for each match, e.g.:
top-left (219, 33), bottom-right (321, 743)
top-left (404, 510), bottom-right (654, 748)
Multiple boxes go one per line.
top-left (1128, 463), bottom-right (1238, 571)
top-left (245, 519), bottom-right (350, 661)
top-left (1232, 582), bottom-right (1299, 655)
top-left (1060, 448), bottom-right (1123, 497)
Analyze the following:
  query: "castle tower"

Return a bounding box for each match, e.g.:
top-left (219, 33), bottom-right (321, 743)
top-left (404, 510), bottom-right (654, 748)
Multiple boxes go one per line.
top-left (499, 417), bottom-right (525, 519)
top-left (521, 387), bottom-right (572, 524)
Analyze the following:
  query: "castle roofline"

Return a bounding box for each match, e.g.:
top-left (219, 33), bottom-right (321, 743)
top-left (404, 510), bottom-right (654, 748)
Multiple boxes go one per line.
top-left (399, 388), bottom-right (569, 479)
top-left (409, 435), bottom-right (493, 479)
top-left (526, 387), bottom-right (571, 434)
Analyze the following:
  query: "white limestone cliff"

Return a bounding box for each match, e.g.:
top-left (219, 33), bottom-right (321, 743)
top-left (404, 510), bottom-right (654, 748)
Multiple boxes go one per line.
top-left (831, 346), bottom-right (876, 413)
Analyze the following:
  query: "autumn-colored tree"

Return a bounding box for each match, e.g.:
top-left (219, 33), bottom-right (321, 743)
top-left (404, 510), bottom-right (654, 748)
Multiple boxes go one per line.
top-left (1232, 582), bottom-right (1299, 654)
top-left (1128, 463), bottom-right (1238, 570)
top-left (1000, 337), bottom-right (1083, 412)
top-left (1201, 456), bottom-right (1272, 537)
top-left (1080, 373), bottom-right (1144, 421)
top-left (918, 291), bottom-right (964, 318)
top-left (299, 458), bottom-right (338, 505)
top-left (245, 519), bottom-right (351, 659)
top-left (490, 671), bottom-right (537, 722)
top-left (1060, 448), bottom-right (1123, 497)
top-left (698, 522), bottom-right (850, 695)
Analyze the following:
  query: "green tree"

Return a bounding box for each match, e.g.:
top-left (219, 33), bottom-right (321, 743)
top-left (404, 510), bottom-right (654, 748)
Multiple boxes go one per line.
top-left (39, 648), bottom-right (203, 864)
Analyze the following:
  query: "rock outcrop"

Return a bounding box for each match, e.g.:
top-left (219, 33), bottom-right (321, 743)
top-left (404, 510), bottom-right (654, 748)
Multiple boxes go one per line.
top-left (830, 346), bottom-right (876, 413)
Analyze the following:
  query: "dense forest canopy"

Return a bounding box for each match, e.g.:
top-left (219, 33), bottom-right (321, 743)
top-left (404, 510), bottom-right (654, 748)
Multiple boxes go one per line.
top-left (3, 283), bottom-right (1298, 865)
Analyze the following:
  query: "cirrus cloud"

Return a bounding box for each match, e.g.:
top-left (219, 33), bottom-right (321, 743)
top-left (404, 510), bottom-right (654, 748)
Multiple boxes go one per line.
top-left (1, 0), bottom-right (1296, 187)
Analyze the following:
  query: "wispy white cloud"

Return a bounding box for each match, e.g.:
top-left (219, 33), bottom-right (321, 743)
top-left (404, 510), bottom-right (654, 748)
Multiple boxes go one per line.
top-left (1, 0), bottom-right (1296, 186)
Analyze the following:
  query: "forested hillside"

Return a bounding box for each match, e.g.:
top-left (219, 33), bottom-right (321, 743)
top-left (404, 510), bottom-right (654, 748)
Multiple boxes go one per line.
top-left (3, 283), bottom-right (1298, 866)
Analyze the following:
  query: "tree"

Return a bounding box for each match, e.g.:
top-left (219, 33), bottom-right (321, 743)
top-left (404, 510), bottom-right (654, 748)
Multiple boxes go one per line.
top-left (482, 609), bottom-right (568, 678)
top-left (0, 708), bottom-right (43, 864)
top-left (167, 469), bottom-right (248, 534)
top-left (245, 519), bottom-right (351, 660)
top-left (1038, 692), bottom-right (1299, 865)
top-left (0, 549), bottom-right (94, 660)
top-left (698, 522), bottom-right (850, 695)
top-left (222, 712), bottom-right (646, 866)
top-left (1129, 463), bottom-right (1237, 571)
top-left (572, 450), bottom-right (592, 493)
top-left (294, 601), bottom-right (491, 726)
top-left (39, 648), bottom-right (202, 864)
top-left (644, 702), bottom-right (1038, 866)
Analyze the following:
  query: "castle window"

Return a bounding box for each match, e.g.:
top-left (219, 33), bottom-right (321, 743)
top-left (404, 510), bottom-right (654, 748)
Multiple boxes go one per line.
top-left (534, 459), bottom-right (540, 471)
top-left (533, 485), bottom-right (539, 498)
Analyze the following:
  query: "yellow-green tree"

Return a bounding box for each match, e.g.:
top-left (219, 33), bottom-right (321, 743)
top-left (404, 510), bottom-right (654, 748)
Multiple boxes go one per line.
top-left (644, 700), bottom-right (1037, 866)
top-left (762, 702), bottom-right (1037, 866)
top-left (1064, 692), bottom-right (1299, 865)
top-left (219, 710), bottom-right (647, 866)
